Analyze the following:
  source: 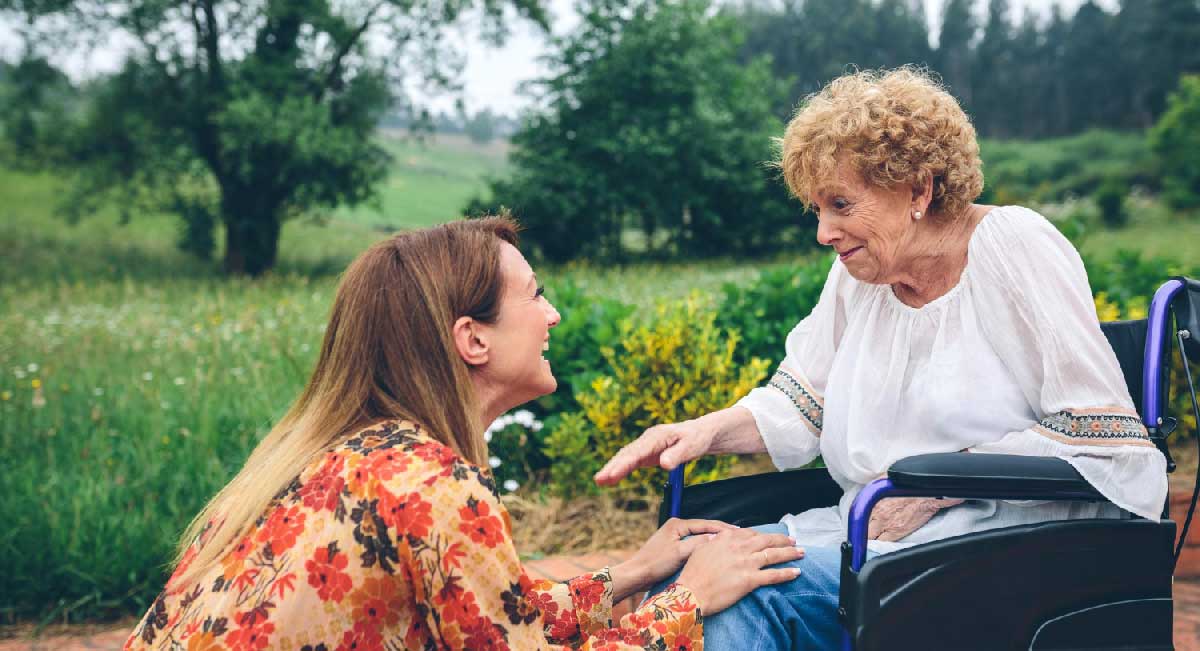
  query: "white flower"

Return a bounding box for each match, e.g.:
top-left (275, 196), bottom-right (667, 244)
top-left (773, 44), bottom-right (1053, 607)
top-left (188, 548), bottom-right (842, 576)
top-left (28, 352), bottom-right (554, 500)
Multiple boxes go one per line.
top-left (13, 368), bottom-right (25, 380)
top-left (173, 377), bottom-right (186, 386)
top-left (26, 363), bottom-right (38, 373)
top-left (142, 372), bottom-right (153, 381)
top-left (530, 422), bottom-right (544, 432)
top-left (488, 456), bottom-right (502, 469)
top-left (93, 387), bottom-right (104, 397)
top-left (513, 409), bottom-right (536, 428)
top-left (484, 430), bottom-right (493, 443)
top-left (503, 480), bottom-right (519, 492)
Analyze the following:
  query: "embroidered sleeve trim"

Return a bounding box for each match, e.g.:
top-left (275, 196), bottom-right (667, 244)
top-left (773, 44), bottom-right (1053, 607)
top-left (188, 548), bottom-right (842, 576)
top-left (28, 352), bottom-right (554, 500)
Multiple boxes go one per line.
top-left (766, 366), bottom-right (823, 435)
top-left (1032, 408), bottom-right (1153, 447)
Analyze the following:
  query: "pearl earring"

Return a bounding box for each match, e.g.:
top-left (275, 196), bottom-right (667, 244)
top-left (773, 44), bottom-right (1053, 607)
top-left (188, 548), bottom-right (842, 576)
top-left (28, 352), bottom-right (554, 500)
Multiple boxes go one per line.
top-left (913, 210), bottom-right (923, 220)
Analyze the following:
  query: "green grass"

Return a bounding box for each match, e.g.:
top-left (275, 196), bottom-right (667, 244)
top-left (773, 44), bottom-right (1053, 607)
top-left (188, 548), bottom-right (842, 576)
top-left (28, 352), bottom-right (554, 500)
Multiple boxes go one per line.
top-left (333, 132), bottom-right (509, 229)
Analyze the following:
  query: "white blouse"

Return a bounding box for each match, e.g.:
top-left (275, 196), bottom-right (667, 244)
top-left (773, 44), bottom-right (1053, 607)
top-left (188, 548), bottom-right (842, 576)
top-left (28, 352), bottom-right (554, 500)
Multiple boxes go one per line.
top-left (736, 206), bottom-right (1168, 554)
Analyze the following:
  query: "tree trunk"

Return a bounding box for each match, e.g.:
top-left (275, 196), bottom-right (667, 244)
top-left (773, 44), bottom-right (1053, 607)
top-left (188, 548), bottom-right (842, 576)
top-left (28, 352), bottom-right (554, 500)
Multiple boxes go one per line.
top-left (221, 192), bottom-right (282, 276)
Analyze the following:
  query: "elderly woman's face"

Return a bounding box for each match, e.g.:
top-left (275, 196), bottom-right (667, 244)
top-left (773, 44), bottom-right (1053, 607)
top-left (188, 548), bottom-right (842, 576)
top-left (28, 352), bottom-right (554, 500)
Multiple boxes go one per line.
top-left (812, 162), bottom-right (917, 285)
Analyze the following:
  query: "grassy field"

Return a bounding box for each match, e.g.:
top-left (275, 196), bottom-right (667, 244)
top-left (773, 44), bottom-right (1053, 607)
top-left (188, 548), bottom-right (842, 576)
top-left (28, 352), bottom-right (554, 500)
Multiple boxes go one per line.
top-left (2, 130), bottom-right (1198, 624)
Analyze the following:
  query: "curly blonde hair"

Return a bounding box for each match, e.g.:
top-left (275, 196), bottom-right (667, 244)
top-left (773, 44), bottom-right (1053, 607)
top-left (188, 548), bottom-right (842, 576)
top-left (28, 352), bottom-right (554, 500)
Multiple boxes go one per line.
top-left (779, 67), bottom-right (984, 220)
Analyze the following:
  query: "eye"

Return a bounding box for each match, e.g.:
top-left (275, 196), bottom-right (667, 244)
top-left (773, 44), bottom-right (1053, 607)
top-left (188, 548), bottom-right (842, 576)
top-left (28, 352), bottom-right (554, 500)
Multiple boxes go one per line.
top-left (534, 285), bottom-right (546, 299)
top-left (832, 197), bottom-right (850, 211)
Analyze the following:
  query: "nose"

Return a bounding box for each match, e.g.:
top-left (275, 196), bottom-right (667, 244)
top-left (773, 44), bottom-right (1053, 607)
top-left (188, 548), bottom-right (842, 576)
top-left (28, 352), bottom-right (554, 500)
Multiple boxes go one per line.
top-left (545, 300), bottom-right (561, 328)
top-left (816, 215), bottom-right (841, 247)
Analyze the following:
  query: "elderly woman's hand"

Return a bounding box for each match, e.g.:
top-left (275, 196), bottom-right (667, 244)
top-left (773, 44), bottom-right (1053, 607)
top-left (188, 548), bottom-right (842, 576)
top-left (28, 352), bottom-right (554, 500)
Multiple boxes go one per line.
top-left (594, 420), bottom-right (718, 486)
top-left (868, 497), bottom-right (965, 542)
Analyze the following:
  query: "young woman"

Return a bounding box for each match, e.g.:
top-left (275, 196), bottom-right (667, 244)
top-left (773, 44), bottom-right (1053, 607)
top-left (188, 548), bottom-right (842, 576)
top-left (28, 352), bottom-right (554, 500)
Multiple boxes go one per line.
top-left (125, 216), bottom-right (802, 651)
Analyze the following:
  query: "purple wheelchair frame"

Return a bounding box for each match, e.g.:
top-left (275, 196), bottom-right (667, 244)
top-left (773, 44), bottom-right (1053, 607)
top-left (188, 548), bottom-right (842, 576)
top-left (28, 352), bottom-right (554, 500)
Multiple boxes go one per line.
top-left (663, 278), bottom-right (1187, 651)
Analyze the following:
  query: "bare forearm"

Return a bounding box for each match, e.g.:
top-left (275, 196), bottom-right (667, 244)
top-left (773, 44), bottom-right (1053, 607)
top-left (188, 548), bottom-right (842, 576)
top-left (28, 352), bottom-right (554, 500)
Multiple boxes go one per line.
top-left (699, 406), bottom-right (766, 455)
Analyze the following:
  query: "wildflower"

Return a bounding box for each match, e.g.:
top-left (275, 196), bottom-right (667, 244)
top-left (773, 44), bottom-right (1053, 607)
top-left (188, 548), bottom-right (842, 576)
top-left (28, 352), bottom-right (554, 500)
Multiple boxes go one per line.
top-left (93, 387), bottom-right (104, 397)
top-left (513, 410), bottom-right (535, 428)
top-left (142, 372), bottom-right (153, 381)
top-left (503, 480), bottom-right (519, 492)
top-left (1, 391), bottom-right (10, 401)
top-left (32, 386), bottom-right (45, 409)
top-left (31, 378), bottom-right (41, 389)
top-left (13, 368), bottom-right (25, 380)
top-left (174, 377), bottom-right (186, 386)
top-left (27, 363), bottom-right (38, 373)
top-left (488, 456), bottom-right (502, 469)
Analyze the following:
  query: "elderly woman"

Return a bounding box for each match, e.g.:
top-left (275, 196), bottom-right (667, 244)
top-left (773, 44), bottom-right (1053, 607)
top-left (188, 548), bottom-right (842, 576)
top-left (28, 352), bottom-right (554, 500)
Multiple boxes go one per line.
top-left (595, 67), bottom-right (1167, 648)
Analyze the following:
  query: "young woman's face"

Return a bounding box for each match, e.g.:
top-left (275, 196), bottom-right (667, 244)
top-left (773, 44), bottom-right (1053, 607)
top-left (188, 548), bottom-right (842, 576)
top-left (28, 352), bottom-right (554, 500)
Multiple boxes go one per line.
top-left (480, 242), bottom-right (561, 406)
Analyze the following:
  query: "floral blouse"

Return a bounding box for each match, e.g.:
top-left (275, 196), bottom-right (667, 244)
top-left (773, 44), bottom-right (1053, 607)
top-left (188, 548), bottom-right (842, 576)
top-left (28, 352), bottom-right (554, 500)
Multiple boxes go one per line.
top-left (125, 420), bottom-right (702, 651)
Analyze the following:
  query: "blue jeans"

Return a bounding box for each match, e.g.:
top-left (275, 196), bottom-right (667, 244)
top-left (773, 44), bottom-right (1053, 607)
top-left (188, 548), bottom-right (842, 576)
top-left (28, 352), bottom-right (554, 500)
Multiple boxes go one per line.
top-left (646, 523), bottom-right (873, 650)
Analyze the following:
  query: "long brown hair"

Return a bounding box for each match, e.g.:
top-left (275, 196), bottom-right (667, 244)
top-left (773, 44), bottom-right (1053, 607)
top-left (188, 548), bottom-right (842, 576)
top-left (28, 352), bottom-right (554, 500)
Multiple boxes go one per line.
top-left (171, 216), bottom-right (519, 588)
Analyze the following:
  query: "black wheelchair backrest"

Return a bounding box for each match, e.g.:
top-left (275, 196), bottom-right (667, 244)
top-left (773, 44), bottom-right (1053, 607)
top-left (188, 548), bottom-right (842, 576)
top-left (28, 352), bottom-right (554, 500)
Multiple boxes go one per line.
top-left (1099, 319), bottom-right (1150, 416)
top-left (1176, 276), bottom-right (1200, 362)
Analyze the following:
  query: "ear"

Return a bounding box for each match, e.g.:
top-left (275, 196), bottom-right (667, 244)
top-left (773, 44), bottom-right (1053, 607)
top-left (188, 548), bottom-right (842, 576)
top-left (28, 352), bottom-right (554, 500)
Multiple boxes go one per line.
top-left (911, 174), bottom-right (934, 212)
top-left (452, 316), bottom-right (490, 367)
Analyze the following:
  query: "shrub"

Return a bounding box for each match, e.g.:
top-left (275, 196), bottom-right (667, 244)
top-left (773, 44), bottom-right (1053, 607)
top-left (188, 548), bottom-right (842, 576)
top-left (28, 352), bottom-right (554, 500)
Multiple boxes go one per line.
top-left (715, 256), bottom-right (833, 365)
top-left (544, 296), bottom-right (770, 496)
top-left (1095, 177), bottom-right (1130, 228)
top-left (1150, 75), bottom-right (1200, 212)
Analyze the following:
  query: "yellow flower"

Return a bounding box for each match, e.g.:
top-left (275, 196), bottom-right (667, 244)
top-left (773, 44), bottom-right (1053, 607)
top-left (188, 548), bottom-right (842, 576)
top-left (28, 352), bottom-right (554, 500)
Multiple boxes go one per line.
top-left (31, 378), bottom-right (41, 389)
top-left (1, 391), bottom-right (10, 401)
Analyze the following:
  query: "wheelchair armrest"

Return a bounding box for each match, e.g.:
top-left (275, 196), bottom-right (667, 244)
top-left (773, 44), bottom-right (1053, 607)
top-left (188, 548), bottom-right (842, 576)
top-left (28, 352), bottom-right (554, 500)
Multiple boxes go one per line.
top-left (887, 452), bottom-right (1105, 501)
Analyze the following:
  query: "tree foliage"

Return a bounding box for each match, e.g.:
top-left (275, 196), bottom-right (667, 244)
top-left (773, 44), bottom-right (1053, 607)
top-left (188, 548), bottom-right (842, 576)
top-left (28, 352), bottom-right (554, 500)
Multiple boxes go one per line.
top-left (3, 0), bottom-right (547, 274)
top-left (1150, 75), bottom-right (1200, 212)
top-left (733, 0), bottom-right (1200, 139)
top-left (471, 0), bottom-right (803, 262)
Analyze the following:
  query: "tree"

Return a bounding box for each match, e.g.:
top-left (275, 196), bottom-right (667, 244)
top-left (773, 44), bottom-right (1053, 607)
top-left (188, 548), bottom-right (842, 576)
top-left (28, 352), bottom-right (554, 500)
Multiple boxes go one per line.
top-left (471, 0), bottom-right (801, 262)
top-left (935, 0), bottom-right (975, 108)
top-left (1150, 75), bottom-right (1200, 212)
top-left (4, 0), bottom-right (547, 275)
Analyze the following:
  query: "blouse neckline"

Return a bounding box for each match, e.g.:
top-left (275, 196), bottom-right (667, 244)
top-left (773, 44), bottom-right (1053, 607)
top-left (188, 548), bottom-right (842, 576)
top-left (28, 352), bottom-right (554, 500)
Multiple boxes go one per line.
top-left (881, 205), bottom-right (1000, 314)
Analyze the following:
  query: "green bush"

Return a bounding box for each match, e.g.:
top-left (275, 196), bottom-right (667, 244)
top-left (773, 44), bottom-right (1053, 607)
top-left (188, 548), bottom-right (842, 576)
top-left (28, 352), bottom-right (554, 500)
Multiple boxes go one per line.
top-left (1095, 177), bottom-right (1130, 228)
top-left (544, 296), bottom-right (770, 496)
top-left (1150, 75), bottom-right (1200, 212)
top-left (980, 130), bottom-right (1157, 205)
top-left (715, 256), bottom-right (833, 365)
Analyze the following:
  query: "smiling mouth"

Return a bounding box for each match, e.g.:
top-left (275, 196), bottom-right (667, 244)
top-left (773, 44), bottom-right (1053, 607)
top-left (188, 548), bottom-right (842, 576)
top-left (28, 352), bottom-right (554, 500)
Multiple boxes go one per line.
top-left (839, 246), bottom-right (863, 260)
top-left (541, 340), bottom-right (549, 361)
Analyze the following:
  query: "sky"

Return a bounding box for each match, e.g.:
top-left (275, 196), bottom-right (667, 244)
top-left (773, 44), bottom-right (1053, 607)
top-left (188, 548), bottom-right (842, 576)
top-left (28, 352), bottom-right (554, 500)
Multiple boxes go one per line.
top-left (0, 0), bottom-right (1118, 116)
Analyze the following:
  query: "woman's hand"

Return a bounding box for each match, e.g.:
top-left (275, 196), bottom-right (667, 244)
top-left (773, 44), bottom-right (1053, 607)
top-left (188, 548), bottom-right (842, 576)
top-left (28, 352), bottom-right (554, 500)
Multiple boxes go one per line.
top-left (675, 528), bottom-right (805, 615)
top-left (609, 518), bottom-right (737, 602)
top-left (594, 419), bottom-right (718, 486)
top-left (868, 497), bottom-right (964, 542)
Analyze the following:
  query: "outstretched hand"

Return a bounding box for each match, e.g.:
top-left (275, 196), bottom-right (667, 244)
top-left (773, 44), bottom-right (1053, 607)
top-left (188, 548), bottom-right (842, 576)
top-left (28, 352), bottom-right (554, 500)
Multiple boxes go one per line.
top-left (594, 420), bottom-right (714, 486)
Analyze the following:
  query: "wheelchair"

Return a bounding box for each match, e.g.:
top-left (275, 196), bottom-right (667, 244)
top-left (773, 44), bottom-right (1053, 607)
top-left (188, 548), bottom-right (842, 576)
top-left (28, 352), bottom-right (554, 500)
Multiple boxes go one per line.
top-left (660, 277), bottom-right (1200, 650)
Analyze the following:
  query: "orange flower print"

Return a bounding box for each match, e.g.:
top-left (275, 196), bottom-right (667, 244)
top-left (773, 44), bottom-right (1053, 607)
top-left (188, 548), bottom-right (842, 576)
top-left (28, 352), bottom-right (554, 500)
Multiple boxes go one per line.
top-left (463, 619), bottom-right (510, 651)
top-left (404, 616), bottom-right (432, 649)
top-left (333, 621), bottom-right (383, 651)
top-left (363, 448), bottom-right (411, 481)
top-left (298, 465), bottom-right (345, 513)
top-left (185, 631), bottom-right (221, 651)
top-left (306, 543), bottom-right (353, 603)
top-left (434, 576), bottom-right (481, 627)
top-left (652, 610), bottom-right (702, 651)
top-left (458, 497), bottom-right (505, 548)
top-left (348, 576), bottom-right (404, 627)
top-left (413, 441), bottom-right (458, 467)
top-left (225, 619), bottom-right (275, 651)
top-left (376, 489), bottom-right (433, 538)
top-left (255, 506), bottom-right (305, 555)
top-left (231, 534), bottom-right (255, 561)
top-left (545, 604), bottom-right (579, 641)
top-left (568, 576), bottom-right (605, 612)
